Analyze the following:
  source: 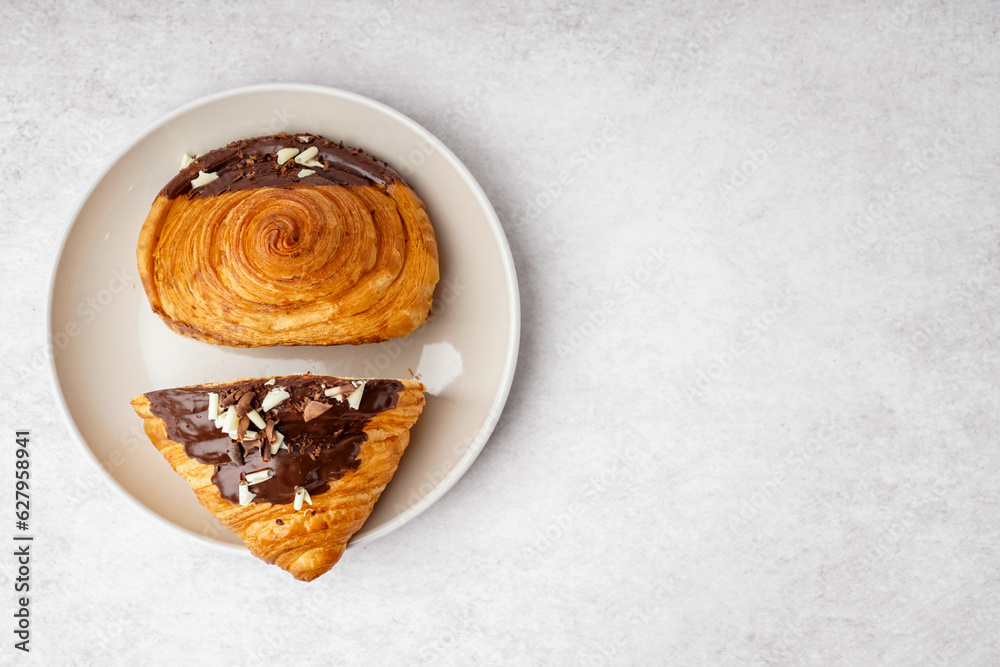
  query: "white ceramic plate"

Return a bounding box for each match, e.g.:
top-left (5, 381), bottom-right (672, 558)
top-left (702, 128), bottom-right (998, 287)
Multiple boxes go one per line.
top-left (49, 84), bottom-right (519, 551)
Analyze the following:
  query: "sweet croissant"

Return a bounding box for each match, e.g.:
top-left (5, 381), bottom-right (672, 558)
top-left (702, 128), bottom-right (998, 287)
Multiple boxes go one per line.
top-left (137, 133), bottom-right (439, 346)
top-left (130, 374), bottom-right (425, 581)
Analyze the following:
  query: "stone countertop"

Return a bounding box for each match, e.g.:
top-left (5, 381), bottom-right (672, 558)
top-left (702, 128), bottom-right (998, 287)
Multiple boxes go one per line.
top-left (2, 1), bottom-right (999, 664)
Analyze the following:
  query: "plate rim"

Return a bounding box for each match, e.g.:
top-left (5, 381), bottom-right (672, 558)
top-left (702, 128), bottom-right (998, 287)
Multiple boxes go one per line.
top-left (47, 82), bottom-right (521, 553)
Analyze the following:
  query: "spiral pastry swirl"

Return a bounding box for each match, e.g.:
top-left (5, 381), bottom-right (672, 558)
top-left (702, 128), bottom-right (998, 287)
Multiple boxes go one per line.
top-left (137, 133), bottom-right (439, 346)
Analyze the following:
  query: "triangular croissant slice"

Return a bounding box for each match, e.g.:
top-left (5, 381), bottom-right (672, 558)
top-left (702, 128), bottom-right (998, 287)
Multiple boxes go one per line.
top-left (130, 374), bottom-right (425, 581)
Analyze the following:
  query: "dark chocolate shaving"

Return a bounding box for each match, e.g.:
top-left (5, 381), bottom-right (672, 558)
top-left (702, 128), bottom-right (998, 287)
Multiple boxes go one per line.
top-left (236, 391), bottom-right (256, 418)
top-left (303, 401), bottom-right (332, 422)
top-left (236, 415), bottom-right (250, 442)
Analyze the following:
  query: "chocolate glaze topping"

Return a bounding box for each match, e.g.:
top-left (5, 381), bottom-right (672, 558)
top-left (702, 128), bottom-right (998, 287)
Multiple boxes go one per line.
top-left (161, 133), bottom-right (402, 199)
top-left (145, 375), bottom-right (404, 505)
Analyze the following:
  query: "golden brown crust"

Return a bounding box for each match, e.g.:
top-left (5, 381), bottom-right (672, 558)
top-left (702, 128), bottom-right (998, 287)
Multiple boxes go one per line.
top-left (130, 376), bottom-right (425, 581)
top-left (137, 182), bottom-right (439, 347)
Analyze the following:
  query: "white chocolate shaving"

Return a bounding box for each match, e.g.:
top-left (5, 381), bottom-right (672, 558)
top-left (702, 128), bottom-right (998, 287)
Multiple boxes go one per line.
top-left (347, 381), bottom-right (366, 410)
top-left (294, 146), bottom-right (319, 164)
top-left (293, 486), bottom-right (312, 510)
top-left (324, 385), bottom-right (349, 397)
top-left (190, 170), bottom-right (218, 188)
top-left (264, 379), bottom-right (275, 385)
top-left (297, 168), bottom-right (316, 178)
top-left (207, 392), bottom-right (220, 420)
top-left (245, 469), bottom-right (274, 485)
top-left (247, 409), bottom-right (266, 429)
top-left (269, 429), bottom-right (285, 455)
top-left (261, 388), bottom-right (290, 412)
top-left (238, 481), bottom-right (256, 506)
top-left (179, 153), bottom-right (195, 169)
top-left (222, 406), bottom-right (239, 433)
top-left (276, 147), bottom-right (300, 165)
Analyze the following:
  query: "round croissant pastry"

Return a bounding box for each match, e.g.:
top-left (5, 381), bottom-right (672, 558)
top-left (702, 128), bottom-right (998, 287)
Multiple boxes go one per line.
top-left (137, 133), bottom-right (439, 346)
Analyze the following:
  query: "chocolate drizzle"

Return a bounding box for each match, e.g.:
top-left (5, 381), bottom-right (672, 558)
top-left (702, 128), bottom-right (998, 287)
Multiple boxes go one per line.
top-left (161, 133), bottom-right (402, 200)
top-left (144, 375), bottom-right (404, 505)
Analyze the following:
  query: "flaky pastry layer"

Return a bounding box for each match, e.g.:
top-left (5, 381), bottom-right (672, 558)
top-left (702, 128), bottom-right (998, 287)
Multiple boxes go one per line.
top-left (137, 182), bottom-right (439, 346)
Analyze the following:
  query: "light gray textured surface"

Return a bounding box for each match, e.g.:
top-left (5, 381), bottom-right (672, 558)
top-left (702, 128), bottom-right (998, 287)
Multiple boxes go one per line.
top-left (2, 1), bottom-right (999, 664)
